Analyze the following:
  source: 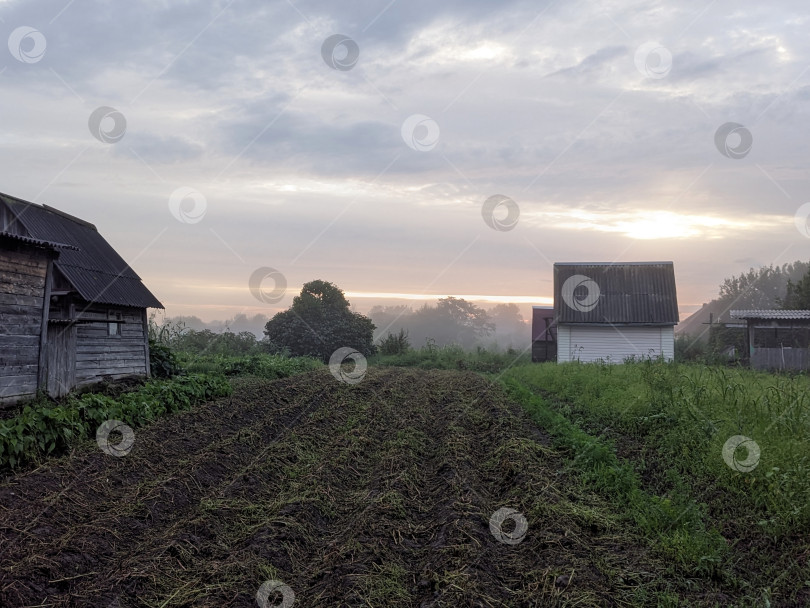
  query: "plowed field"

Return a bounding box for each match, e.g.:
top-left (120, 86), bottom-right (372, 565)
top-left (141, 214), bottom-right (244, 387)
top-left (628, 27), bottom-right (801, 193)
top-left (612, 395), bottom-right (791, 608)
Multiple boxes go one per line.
top-left (0, 368), bottom-right (672, 607)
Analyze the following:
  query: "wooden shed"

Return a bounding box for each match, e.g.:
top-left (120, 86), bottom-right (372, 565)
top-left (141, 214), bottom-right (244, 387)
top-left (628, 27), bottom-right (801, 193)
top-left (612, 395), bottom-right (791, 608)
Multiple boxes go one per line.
top-left (553, 262), bottom-right (679, 363)
top-left (730, 310), bottom-right (810, 370)
top-left (0, 193), bottom-right (163, 404)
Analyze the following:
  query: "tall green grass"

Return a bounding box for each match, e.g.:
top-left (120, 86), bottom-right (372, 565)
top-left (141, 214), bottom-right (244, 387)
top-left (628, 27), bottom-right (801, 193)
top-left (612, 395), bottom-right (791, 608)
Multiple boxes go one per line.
top-left (499, 375), bottom-right (729, 575)
top-left (179, 353), bottom-right (323, 379)
top-left (371, 343), bottom-right (530, 373)
top-left (503, 360), bottom-right (810, 534)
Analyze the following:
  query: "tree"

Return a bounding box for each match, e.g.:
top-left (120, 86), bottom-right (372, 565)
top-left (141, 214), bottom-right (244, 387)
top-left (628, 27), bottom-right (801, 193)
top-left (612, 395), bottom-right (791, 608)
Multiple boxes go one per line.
top-left (436, 297), bottom-right (494, 342)
top-left (406, 297), bottom-right (493, 348)
top-left (781, 267), bottom-right (810, 309)
top-left (717, 262), bottom-right (810, 310)
top-left (368, 305), bottom-right (413, 341)
top-left (368, 298), bottom-right (499, 349)
top-left (489, 303), bottom-right (523, 328)
top-left (488, 303), bottom-right (527, 350)
top-left (263, 280), bottom-right (376, 361)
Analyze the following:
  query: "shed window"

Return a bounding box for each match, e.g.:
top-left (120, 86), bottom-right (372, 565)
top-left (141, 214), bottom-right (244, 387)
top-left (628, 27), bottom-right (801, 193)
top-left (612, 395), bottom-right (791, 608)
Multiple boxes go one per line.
top-left (108, 310), bottom-right (122, 337)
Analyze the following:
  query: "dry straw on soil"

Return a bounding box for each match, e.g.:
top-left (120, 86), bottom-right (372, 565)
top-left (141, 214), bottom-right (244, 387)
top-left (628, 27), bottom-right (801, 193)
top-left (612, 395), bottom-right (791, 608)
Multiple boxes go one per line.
top-left (1, 368), bottom-right (680, 607)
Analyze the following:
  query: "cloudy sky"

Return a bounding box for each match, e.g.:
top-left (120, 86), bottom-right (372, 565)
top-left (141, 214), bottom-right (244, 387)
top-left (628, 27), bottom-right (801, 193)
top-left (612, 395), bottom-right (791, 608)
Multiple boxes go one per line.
top-left (1, 0), bottom-right (808, 322)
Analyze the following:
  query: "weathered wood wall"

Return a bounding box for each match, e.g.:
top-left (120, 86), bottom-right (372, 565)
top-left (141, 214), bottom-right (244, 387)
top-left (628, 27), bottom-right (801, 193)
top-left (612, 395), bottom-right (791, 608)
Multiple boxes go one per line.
top-left (751, 347), bottom-right (810, 371)
top-left (73, 306), bottom-right (148, 385)
top-left (0, 245), bottom-right (48, 403)
top-left (47, 324), bottom-right (76, 397)
top-left (531, 339), bottom-right (557, 362)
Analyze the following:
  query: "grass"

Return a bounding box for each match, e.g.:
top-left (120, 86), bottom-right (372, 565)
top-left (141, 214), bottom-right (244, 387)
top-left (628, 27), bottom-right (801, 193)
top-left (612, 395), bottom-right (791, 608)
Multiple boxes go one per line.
top-left (179, 352), bottom-right (323, 379)
top-left (370, 343), bottom-right (530, 373)
top-left (498, 374), bottom-right (729, 576)
top-left (498, 359), bottom-right (810, 606)
top-left (503, 360), bottom-right (810, 533)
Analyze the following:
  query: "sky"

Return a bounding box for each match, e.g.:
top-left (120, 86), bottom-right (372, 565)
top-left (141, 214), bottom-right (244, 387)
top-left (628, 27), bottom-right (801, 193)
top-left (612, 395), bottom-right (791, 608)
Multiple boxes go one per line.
top-left (1, 0), bottom-right (809, 323)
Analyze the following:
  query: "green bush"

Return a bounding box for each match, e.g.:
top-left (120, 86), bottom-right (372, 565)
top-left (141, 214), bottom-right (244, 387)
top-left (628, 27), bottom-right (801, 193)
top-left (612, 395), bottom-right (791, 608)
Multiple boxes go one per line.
top-left (0, 374), bottom-right (231, 472)
top-left (149, 338), bottom-right (183, 378)
top-left (377, 329), bottom-right (411, 355)
top-left (674, 334), bottom-right (707, 361)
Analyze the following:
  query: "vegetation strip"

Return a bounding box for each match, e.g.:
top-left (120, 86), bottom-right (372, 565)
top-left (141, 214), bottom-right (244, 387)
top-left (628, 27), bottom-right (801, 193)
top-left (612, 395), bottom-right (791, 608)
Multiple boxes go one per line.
top-left (500, 360), bottom-right (810, 607)
top-left (0, 374), bottom-right (231, 472)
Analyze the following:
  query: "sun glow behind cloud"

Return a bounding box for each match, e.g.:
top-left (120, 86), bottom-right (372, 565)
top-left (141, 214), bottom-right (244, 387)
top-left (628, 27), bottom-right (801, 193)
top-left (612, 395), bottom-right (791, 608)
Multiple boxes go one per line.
top-left (160, 282), bottom-right (551, 305)
top-left (523, 208), bottom-right (786, 240)
top-left (344, 292), bottom-right (552, 305)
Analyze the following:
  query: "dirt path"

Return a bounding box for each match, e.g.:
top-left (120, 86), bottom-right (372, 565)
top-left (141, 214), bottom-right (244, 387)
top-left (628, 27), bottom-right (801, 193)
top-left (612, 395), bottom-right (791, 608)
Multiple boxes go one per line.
top-left (0, 368), bottom-right (667, 607)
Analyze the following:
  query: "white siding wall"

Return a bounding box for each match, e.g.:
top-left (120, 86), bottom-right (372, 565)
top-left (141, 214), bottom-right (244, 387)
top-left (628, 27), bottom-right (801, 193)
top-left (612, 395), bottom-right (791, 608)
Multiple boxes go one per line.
top-left (661, 327), bottom-right (674, 361)
top-left (557, 325), bottom-right (675, 363)
top-left (557, 325), bottom-right (571, 362)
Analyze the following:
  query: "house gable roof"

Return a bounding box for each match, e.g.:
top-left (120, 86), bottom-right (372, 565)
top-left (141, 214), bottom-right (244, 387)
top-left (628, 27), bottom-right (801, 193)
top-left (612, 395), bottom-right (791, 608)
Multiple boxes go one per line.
top-left (554, 261), bottom-right (678, 325)
top-left (0, 193), bottom-right (163, 309)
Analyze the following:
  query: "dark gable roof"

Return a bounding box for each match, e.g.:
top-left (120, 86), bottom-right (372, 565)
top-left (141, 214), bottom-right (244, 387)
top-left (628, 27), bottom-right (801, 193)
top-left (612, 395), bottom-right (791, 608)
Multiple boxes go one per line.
top-left (0, 230), bottom-right (78, 251)
top-left (554, 262), bottom-right (678, 325)
top-left (1, 193), bottom-right (163, 309)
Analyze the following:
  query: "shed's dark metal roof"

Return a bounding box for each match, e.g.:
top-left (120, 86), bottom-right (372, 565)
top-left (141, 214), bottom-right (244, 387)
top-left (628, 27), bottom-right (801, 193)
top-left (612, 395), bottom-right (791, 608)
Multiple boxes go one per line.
top-left (731, 310), bottom-right (810, 320)
top-left (0, 193), bottom-right (163, 309)
top-left (0, 230), bottom-right (78, 251)
top-left (554, 262), bottom-right (678, 325)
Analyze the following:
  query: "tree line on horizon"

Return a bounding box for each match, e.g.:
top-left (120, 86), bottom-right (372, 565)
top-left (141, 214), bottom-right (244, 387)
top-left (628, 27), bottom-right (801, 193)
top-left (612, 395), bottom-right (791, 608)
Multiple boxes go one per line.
top-left (156, 280), bottom-right (529, 360)
top-left (156, 260), bottom-right (810, 362)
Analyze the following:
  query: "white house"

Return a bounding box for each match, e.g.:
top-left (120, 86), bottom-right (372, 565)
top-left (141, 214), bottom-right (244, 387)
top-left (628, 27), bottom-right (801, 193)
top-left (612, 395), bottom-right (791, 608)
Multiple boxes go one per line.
top-left (553, 261), bottom-right (678, 363)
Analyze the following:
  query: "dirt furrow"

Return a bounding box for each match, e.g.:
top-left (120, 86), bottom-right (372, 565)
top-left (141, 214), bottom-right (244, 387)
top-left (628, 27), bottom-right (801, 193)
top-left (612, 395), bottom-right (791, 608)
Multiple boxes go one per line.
top-left (0, 368), bottom-right (674, 607)
top-left (0, 374), bottom-right (335, 606)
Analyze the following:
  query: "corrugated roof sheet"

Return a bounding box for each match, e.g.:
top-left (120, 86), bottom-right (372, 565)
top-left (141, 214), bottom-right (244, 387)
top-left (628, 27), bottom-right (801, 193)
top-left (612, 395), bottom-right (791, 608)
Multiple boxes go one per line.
top-left (1, 193), bottom-right (163, 309)
top-left (0, 230), bottom-right (78, 250)
top-left (731, 310), bottom-right (810, 320)
top-left (554, 262), bottom-right (678, 325)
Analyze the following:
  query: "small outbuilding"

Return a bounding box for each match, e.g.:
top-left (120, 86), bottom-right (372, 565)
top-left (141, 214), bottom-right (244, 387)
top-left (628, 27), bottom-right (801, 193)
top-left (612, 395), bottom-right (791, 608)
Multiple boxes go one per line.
top-left (531, 306), bottom-right (557, 362)
top-left (730, 310), bottom-right (810, 371)
top-left (0, 192), bottom-right (163, 404)
top-left (552, 261), bottom-right (679, 363)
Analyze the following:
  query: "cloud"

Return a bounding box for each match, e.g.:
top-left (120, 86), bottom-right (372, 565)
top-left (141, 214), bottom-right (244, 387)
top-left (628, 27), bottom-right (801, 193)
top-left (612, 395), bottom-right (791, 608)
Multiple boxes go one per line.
top-left (0, 0), bottom-right (808, 321)
top-left (114, 133), bottom-right (204, 164)
top-left (546, 45), bottom-right (628, 79)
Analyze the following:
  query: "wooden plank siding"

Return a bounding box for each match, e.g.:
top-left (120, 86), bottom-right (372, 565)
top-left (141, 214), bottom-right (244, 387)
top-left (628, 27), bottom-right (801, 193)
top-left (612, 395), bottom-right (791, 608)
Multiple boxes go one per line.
top-left (0, 246), bottom-right (49, 404)
top-left (46, 324), bottom-right (76, 397)
top-left (2, 196), bottom-right (163, 402)
top-left (74, 306), bottom-right (148, 385)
